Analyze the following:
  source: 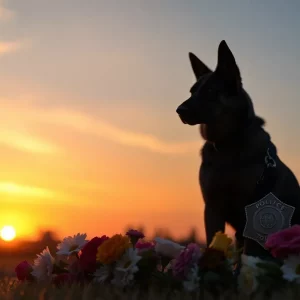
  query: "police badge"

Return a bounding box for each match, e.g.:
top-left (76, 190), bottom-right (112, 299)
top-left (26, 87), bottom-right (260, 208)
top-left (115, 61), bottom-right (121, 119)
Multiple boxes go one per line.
top-left (243, 192), bottom-right (295, 248)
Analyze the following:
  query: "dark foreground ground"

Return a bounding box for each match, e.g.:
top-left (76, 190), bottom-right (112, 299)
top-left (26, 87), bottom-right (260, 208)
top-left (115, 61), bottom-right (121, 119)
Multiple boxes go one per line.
top-left (1, 279), bottom-right (300, 300)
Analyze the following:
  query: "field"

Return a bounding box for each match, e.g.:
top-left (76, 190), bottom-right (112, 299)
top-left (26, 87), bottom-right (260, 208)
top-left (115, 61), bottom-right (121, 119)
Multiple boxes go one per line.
top-left (2, 230), bottom-right (300, 299)
top-left (1, 278), bottom-right (300, 300)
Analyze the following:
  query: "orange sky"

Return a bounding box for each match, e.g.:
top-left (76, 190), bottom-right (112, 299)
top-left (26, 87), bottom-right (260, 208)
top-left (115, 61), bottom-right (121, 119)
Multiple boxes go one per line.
top-left (1, 1), bottom-right (300, 243)
top-left (0, 99), bottom-right (208, 241)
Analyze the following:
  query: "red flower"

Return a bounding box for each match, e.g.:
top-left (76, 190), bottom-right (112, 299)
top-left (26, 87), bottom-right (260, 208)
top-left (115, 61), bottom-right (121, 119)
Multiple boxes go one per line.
top-left (52, 273), bottom-right (74, 287)
top-left (79, 236), bottom-right (109, 273)
top-left (15, 261), bottom-right (33, 281)
top-left (265, 225), bottom-right (300, 258)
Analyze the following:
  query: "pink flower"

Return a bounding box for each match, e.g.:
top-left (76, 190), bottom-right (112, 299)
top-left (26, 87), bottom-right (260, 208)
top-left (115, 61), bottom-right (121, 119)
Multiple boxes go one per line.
top-left (52, 273), bottom-right (74, 287)
top-left (265, 225), bottom-right (300, 258)
top-left (126, 229), bottom-right (145, 239)
top-left (79, 236), bottom-right (109, 273)
top-left (172, 243), bottom-right (202, 280)
top-left (15, 261), bottom-right (33, 281)
top-left (135, 241), bottom-right (155, 254)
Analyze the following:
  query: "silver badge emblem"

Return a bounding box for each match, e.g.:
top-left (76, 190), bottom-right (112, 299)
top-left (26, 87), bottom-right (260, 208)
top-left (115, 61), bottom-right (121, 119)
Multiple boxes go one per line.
top-left (243, 192), bottom-right (295, 248)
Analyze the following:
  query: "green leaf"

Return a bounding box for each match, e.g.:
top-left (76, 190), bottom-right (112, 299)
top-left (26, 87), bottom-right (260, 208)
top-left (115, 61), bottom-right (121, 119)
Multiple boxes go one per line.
top-left (203, 271), bottom-right (221, 283)
top-left (52, 263), bottom-right (69, 274)
top-left (256, 262), bottom-right (283, 279)
top-left (57, 260), bottom-right (69, 269)
top-left (256, 261), bottom-right (281, 270)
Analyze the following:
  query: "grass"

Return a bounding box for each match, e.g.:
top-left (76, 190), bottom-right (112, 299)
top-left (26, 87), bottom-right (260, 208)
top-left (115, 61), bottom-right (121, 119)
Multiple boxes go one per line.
top-left (1, 277), bottom-right (300, 300)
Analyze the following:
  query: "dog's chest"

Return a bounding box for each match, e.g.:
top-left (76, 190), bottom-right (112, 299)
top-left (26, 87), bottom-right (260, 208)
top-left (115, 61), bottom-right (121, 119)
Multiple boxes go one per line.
top-left (199, 161), bottom-right (261, 205)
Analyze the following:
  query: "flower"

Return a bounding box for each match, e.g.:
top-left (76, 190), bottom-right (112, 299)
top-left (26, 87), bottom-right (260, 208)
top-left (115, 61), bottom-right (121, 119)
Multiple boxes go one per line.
top-left (154, 237), bottom-right (184, 259)
top-left (183, 264), bottom-right (200, 292)
top-left (97, 234), bottom-right (131, 265)
top-left (265, 225), bottom-right (300, 259)
top-left (173, 243), bottom-right (202, 279)
top-left (135, 241), bottom-right (155, 254)
top-left (237, 254), bottom-right (264, 296)
top-left (94, 265), bottom-right (113, 283)
top-left (31, 247), bottom-right (55, 281)
top-left (15, 261), bottom-right (33, 281)
top-left (79, 236), bottom-right (109, 273)
top-left (126, 229), bottom-right (145, 239)
top-left (57, 233), bottom-right (88, 256)
top-left (52, 273), bottom-right (74, 287)
top-left (198, 248), bottom-right (225, 270)
top-left (209, 231), bottom-right (232, 255)
top-left (126, 229), bottom-right (145, 247)
top-left (111, 248), bottom-right (142, 287)
top-left (281, 255), bottom-right (300, 283)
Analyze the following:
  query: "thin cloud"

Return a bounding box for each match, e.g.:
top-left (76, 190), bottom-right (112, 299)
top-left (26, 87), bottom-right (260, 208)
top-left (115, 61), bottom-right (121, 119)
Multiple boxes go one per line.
top-left (1, 101), bottom-right (199, 155)
top-left (0, 129), bottom-right (61, 155)
top-left (0, 182), bottom-right (56, 199)
top-left (33, 108), bottom-right (200, 154)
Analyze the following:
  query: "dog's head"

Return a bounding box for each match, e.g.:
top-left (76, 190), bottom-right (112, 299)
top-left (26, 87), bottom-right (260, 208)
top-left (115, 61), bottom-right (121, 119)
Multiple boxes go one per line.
top-left (176, 40), bottom-right (258, 143)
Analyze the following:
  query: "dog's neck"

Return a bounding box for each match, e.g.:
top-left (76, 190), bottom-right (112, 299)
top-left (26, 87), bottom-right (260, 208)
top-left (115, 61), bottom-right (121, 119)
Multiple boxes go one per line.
top-left (201, 116), bottom-right (272, 164)
top-left (213, 116), bottom-right (266, 151)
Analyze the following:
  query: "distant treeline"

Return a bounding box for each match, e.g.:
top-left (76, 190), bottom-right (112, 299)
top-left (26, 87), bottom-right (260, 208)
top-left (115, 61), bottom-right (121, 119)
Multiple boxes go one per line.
top-left (0, 226), bottom-right (205, 257)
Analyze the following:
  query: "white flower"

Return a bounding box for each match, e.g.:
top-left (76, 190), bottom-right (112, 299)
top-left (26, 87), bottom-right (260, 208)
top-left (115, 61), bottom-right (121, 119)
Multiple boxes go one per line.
top-left (183, 264), bottom-right (200, 292)
top-left (31, 247), bottom-right (55, 281)
top-left (154, 237), bottom-right (185, 259)
top-left (94, 265), bottom-right (112, 283)
top-left (238, 254), bottom-right (265, 296)
top-left (281, 255), bottom-right (300, 283)
top-left (241, 254), bottom-right (265, 268)
top-left (56, 233), bottom-right (88, 256)
top-left (111, 248), bottom-right (142, 287)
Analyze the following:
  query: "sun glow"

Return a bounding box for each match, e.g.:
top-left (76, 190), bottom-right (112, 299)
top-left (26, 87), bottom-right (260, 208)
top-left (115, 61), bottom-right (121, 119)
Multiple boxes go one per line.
top-left (0, 225), bottom-right (16, 241)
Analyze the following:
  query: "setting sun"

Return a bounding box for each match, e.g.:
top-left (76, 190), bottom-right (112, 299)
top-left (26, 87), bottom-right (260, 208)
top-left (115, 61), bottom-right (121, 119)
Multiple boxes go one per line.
top-left (0, 225), bottom-right (16, 242)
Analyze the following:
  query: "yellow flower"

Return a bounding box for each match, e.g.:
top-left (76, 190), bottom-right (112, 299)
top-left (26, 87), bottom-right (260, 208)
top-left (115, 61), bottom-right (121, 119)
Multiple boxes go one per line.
top-left (209, 231), bottom-right (232, 255)
top-left (96, 234), bottom-right (131, 264)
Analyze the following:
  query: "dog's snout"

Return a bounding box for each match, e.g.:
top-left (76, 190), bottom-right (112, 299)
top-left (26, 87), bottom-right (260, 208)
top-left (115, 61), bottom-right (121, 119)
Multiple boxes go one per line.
top-left (176, 105), bottom-right (188, 115)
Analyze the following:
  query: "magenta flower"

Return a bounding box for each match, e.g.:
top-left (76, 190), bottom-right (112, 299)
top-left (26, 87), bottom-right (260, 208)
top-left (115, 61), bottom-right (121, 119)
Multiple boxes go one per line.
top-left (15, 260), bottom-right (33, 281)
top-left (126, 229), bottom-right (145, 239)
top-left (126, 229), bottom-right (145, 246)
top-left (135, 241), bottom-right (155, 253)
top-left (265, 225), bottom-right (300, 258)
top-left (172, 243), bottom-right (201, 280)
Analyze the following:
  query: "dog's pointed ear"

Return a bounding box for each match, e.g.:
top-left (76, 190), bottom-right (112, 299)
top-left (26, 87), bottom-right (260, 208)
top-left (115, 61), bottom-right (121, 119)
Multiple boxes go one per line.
top-left (189, 52), bottom-right (211, 79)
top-left (216, 40), bottom-right (242, 85)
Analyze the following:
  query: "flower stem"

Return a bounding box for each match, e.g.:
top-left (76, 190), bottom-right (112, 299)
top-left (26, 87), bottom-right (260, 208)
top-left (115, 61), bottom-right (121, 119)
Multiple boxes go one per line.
top-left (160, 256), bottom-right (171, 272)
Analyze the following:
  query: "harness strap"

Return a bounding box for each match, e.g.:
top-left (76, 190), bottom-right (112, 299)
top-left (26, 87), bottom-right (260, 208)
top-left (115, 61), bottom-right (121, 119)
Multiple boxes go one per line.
top-left (233, 144), bottom-right (278, 276)
top-left (235, 143), bottom-right (278, 250)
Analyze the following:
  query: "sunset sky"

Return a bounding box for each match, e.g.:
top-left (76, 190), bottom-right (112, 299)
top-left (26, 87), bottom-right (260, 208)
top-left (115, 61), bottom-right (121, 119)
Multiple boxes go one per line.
top-left (1, 0), bottom-right (300, 242)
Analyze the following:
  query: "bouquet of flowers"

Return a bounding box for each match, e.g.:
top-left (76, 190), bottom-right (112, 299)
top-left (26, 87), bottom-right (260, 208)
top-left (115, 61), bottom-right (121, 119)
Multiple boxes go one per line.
top-left (238, 225), bottom-right (300, 296)
top-left (14, 229), bottom-right (237, 293)
top-left (16, 225), bottom-right (300, 295)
